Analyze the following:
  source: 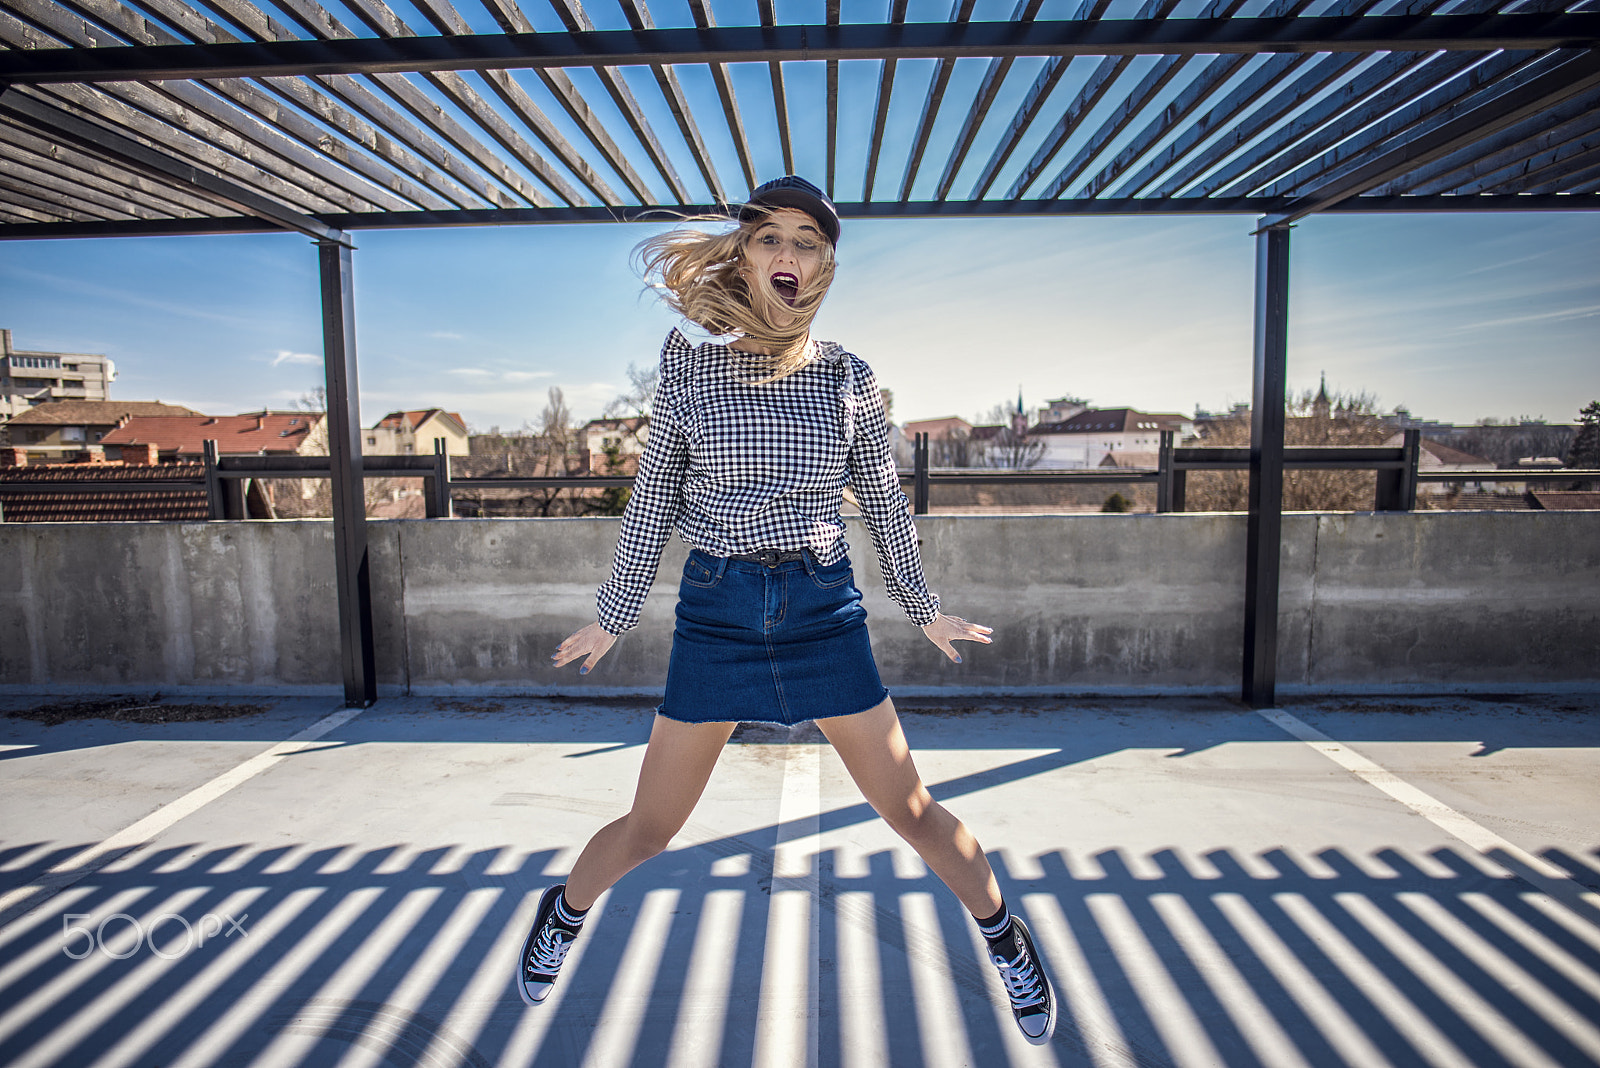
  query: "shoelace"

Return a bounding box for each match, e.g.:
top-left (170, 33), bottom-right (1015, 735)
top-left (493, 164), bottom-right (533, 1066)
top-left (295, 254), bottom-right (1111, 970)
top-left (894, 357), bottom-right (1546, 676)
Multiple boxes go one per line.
top-left (525, 923), bottom-right (574, 975)
top-left (992, 949), bottom-right (1047, 1010)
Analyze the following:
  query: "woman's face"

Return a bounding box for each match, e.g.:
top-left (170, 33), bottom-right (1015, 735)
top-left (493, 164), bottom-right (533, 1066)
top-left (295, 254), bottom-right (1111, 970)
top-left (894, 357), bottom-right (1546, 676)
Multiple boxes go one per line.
top-left (742, 207), bottom-right (829, 307)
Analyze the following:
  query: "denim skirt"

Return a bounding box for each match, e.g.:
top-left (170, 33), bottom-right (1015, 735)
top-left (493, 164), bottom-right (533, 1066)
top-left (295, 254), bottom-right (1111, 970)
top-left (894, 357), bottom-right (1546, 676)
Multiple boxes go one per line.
top-left (658, 548), bottom-right (889, 726)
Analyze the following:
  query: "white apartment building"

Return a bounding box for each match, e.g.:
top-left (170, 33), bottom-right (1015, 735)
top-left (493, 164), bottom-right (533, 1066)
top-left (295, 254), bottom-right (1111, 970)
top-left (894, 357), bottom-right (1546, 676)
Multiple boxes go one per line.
top-left (1, 329), bottom-right (116, 419)
top-left (1030, 408), bottom-right (1196, 469)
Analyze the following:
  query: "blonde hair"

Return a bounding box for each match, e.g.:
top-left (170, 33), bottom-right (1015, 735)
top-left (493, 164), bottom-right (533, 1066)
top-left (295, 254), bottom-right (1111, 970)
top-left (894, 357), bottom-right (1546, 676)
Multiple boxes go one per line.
top-left (636, 205), bottom-right (836, 382)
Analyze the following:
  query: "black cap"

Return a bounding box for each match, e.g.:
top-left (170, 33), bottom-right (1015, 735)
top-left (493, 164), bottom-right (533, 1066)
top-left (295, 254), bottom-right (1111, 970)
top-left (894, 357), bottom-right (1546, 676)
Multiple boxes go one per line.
top-left (739, 176), bottom-right (841, 245)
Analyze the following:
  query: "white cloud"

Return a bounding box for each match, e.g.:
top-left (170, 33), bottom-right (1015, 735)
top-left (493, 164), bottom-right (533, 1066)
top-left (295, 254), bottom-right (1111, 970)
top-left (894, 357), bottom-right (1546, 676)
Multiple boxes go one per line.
top-left (504, 370), bottom-right (555, 381)
top-left (272, 350), bottom-right (321, 366)
top-left (447, 367), bottom-right (496, 377)
top-left (429, 330), bottom-right (465, 340)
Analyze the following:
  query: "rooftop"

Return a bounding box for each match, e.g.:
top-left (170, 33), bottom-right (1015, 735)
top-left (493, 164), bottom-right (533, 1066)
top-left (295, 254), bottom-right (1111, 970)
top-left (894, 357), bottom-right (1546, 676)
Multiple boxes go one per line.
top-left (100, 411), bottom-right (322, 455)
top-left (1, 690), bottom-right (1595, 1065)
top-left (4, 400), bottom-right (202, 426)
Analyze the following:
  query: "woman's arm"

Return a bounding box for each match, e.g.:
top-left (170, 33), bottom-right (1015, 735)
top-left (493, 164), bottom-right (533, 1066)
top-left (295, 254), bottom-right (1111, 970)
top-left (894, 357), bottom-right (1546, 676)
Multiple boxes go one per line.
top-left (845, 357), bottom-right (992, 662)
top-left (593, 340), bottom-right (693, 636)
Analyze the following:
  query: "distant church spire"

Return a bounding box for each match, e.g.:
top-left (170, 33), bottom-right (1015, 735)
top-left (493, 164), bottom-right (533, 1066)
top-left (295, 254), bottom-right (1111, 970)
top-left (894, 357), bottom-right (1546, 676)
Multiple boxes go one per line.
top-left (1313, 372), bottom-right (1331, 417)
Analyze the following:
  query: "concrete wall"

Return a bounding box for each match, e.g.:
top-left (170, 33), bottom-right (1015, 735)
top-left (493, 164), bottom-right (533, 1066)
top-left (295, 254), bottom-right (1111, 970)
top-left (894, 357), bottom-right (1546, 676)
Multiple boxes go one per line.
top-left (2, 512), bottom-right (1595, 696)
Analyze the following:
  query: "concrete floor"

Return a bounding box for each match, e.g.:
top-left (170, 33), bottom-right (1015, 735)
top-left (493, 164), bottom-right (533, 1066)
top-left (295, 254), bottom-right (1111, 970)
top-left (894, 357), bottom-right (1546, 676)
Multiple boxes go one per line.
top-left (0, 690), bottom-right (1597, 1067)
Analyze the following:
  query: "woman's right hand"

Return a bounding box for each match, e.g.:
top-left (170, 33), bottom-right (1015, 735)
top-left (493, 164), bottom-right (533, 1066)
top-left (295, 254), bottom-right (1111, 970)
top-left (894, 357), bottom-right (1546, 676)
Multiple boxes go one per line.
top-left (552, 622), bottom-right (617, 675)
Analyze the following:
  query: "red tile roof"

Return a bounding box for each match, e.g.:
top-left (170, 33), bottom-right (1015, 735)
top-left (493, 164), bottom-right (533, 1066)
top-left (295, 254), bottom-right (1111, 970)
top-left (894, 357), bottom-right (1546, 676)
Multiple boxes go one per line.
top-left (1529, 491), bottom-right (1600, 510)
top-left (101, 412), bottom-right (322, 456)
top-left (0, 462), bottom-right (208, 521)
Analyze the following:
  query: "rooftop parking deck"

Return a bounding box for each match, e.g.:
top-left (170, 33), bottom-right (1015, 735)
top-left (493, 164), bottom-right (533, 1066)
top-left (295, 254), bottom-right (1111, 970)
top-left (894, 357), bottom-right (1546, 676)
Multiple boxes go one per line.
top-left (1, 691), bottom-right (1597, 1067)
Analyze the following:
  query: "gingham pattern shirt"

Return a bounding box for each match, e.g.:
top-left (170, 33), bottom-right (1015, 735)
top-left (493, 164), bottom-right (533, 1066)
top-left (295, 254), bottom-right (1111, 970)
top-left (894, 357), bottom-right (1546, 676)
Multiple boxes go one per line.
top-left (596, 329), bottom-right (939, 634)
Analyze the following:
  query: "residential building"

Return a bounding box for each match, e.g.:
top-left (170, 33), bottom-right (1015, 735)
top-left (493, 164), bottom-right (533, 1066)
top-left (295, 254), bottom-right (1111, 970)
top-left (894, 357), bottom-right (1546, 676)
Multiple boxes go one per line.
top-left (1383, 432), bottom-right (1498, 495)
top-left (583, 417), bottom-right (647, 473)
top-left (1029, 408), bottom-right (1195, 469)
top-left (101, 410), bottom-right (328, 461)
top-left (0, 329), bottom-right (117, 419)
top-left (365, 408), bottom-right (469, 457)
top-left (2, 399), bottom-right (203, 462)
top-left (901, 416), bottom-right (977, 467)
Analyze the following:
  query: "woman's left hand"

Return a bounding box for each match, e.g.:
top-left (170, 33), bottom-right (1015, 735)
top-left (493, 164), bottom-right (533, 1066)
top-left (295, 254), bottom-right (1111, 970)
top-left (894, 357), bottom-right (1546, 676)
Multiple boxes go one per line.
top-left (920, 613), bottom-right (994, 664)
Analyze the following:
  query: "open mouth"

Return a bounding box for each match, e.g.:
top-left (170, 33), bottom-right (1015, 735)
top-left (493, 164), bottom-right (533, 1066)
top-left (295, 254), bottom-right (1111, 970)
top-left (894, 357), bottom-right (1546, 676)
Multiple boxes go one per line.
top-left (771, 273), bottom-right (799, 305)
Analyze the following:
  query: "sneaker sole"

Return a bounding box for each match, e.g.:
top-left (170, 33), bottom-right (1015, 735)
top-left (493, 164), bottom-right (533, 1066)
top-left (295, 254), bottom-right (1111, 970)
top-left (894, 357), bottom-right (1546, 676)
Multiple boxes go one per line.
top-left (517, 884), bottom-right (566, 1007)
top-left (1011, 918), bottom-right (1056, 1046)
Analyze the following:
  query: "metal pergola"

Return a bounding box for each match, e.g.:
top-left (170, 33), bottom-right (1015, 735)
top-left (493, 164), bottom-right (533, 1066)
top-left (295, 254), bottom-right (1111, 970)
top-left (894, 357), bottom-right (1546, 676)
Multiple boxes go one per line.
top-left (2, 0), bottom-right (1596, 707)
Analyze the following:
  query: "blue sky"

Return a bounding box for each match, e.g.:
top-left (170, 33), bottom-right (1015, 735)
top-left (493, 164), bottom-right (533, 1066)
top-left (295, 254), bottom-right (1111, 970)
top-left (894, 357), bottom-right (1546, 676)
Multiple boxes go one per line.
top-left (2, 209), bottom-right (1596, 432)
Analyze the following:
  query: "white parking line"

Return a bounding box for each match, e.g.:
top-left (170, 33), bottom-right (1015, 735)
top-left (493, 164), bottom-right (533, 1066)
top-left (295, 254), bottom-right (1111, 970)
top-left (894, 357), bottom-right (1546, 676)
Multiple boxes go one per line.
top-left (1256, 707), bottom-right (1599, 902)
top-left (0, 703), bottom-right (368, 923)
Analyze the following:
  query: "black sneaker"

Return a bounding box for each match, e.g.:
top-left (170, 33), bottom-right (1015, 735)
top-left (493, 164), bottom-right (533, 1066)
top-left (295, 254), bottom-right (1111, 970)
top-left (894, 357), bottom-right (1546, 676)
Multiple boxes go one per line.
top-left (991, 917), bottom-right (1055, 1044)
top-left (518, 885), bottom-right (577, 1005)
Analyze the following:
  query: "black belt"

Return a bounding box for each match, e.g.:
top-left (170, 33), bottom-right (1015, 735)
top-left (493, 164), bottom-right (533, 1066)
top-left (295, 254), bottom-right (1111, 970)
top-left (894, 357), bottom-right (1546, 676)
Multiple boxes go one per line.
top-left (727, 548), bottom-right (808, 567)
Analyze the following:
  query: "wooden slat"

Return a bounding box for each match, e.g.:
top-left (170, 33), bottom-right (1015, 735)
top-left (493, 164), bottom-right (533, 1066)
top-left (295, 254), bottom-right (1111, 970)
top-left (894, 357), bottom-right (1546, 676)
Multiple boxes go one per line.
top-left (1136, 0), bottom-right (1465, 198)
top-left (826, 0), bottom-right (839, 198)
top-left (19, 82), bottom-right (349, 214)
top-left (757, 0), bottom-right (794, 176)
top-left (0, 198), bottom-right (68, 222)
top-left (123, 0), bottom-right (475, 209)
top-left (341, 0), bottom-right (614, 205)
top-left (1003, 56), bottom-right (1129, 199)
top-left (0, 5), bottom-right (384, 213)
top-left (1058, 0), bottom-right (1262, 200)
top-left (0, 122), bottom-right (228, 214)
top-left (61, 0), bottom-right (454, 210)
top-left (898, 0), bottom-right (977, 201)
top-left (1518, 151), bottom-right (1600, 193)
top-left (861, 0), bottom-right (909, 201)
top-left (267, 0), bottom-right (562, 207)
top-left (614, 0), bottom-right (723, 202)
top-left (932, 0), bottom-right (1045, 200)
top-left (1266, 47), bottom-right (1600, 222)
top-left (968, 55), bottom-right (1072, 201)
top-left (0, 155), bottom-right (169, 217)
top-left (686, 0), bottom-right (756, 193)
top-left (470, 0), bottom-right (654, 202)
top-left (1434, 121), bottom-right (1600, 193)
top-left (1038, 54), bottom-right (1189, 199)
top-left (1260, 49), bottom-right (1546, 197)
top-left (189, 0), bottom-right (511, 207)
top-left (543, 0), bottom-right (689, 203)
top-left (1199, 51), bottom-right (1442, 198)
top-left (1372, 93), bottom-right (1600, 193)
top-left (0, 171), bottom-right (125, 219)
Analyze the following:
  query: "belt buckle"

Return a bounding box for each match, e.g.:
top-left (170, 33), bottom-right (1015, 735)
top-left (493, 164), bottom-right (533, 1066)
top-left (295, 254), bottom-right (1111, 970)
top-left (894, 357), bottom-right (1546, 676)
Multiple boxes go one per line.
top-left (756, 548), bottom-right (782, 568)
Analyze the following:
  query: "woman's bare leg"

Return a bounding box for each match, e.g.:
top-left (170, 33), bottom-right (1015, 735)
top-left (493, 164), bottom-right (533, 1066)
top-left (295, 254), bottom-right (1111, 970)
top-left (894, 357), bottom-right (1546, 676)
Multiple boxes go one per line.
top-left (564, 714), bottom-right (737, 910)
top-left (816, 696), bottom-right (1001, 918)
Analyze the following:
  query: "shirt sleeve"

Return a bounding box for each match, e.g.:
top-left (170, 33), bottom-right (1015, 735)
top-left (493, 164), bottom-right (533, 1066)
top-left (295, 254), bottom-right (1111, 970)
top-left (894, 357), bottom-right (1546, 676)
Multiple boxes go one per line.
top-left (595, 333), bottom-right (692, 634)
top-left (844, 357), bottom-right (941, 626)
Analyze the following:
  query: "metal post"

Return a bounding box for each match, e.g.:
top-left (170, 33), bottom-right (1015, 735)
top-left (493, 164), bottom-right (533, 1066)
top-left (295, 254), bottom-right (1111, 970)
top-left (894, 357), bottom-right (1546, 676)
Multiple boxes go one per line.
top-left (202, 438), bottom-right (224, 520)
top-left (428, 437), bottom-right (453, 518)
top-left (1243, 222), bottom-right (1291, 708)
top-left (318, 235), bottom-right (375, 707)
top-left (913, 432), bottom-right (930, 515)
top-left (1156, 429), bottom-right (1175, 513)
top-left (1400, 427), bottom-right (1420, 512)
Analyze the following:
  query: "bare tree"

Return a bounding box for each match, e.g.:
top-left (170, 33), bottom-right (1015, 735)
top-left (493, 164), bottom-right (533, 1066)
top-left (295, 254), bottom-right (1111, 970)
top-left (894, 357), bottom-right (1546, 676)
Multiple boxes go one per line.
top-left (1185, 389), bottom-right (1397, 512)
top-left (296, 386), bottom-right (327, 412)
top-left (973, 402), bottom-right (1045, 469)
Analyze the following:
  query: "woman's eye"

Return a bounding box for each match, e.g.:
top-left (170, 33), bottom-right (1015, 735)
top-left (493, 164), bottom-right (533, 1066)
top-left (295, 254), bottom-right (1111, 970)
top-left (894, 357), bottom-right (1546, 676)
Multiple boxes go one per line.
top-left (759, 234), bottom-right (780, 245)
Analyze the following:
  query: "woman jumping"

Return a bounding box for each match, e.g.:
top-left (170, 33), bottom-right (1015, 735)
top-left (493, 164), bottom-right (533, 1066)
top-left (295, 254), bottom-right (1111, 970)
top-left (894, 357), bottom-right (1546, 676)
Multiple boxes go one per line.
top-left (518, 176), bottom-right (1056, 1045)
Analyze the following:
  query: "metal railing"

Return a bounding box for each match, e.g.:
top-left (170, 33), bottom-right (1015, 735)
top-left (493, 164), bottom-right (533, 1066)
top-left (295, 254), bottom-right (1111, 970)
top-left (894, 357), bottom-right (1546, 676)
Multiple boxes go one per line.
top-left (3, 432), bottom-right (1595, 520)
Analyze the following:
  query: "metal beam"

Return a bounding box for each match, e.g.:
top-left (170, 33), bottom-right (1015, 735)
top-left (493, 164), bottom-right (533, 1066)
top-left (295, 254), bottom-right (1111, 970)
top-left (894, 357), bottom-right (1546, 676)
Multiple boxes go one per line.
top-left (0, 87), bottom-right (352, 243)
top-left (318, 235), bottom-right (376, 707)
top-left (5, 14), bottom-right (1600, 83)
top-left (1243, 222), bottom-right (1290, 708)
top-left (4, 193), bottom-right (1599, 240)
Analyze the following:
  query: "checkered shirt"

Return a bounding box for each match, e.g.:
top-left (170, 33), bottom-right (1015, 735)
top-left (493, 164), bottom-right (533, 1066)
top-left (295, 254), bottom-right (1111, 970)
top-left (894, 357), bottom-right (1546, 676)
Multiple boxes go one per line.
top-left (596, 329), bottom-right (940, 634)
